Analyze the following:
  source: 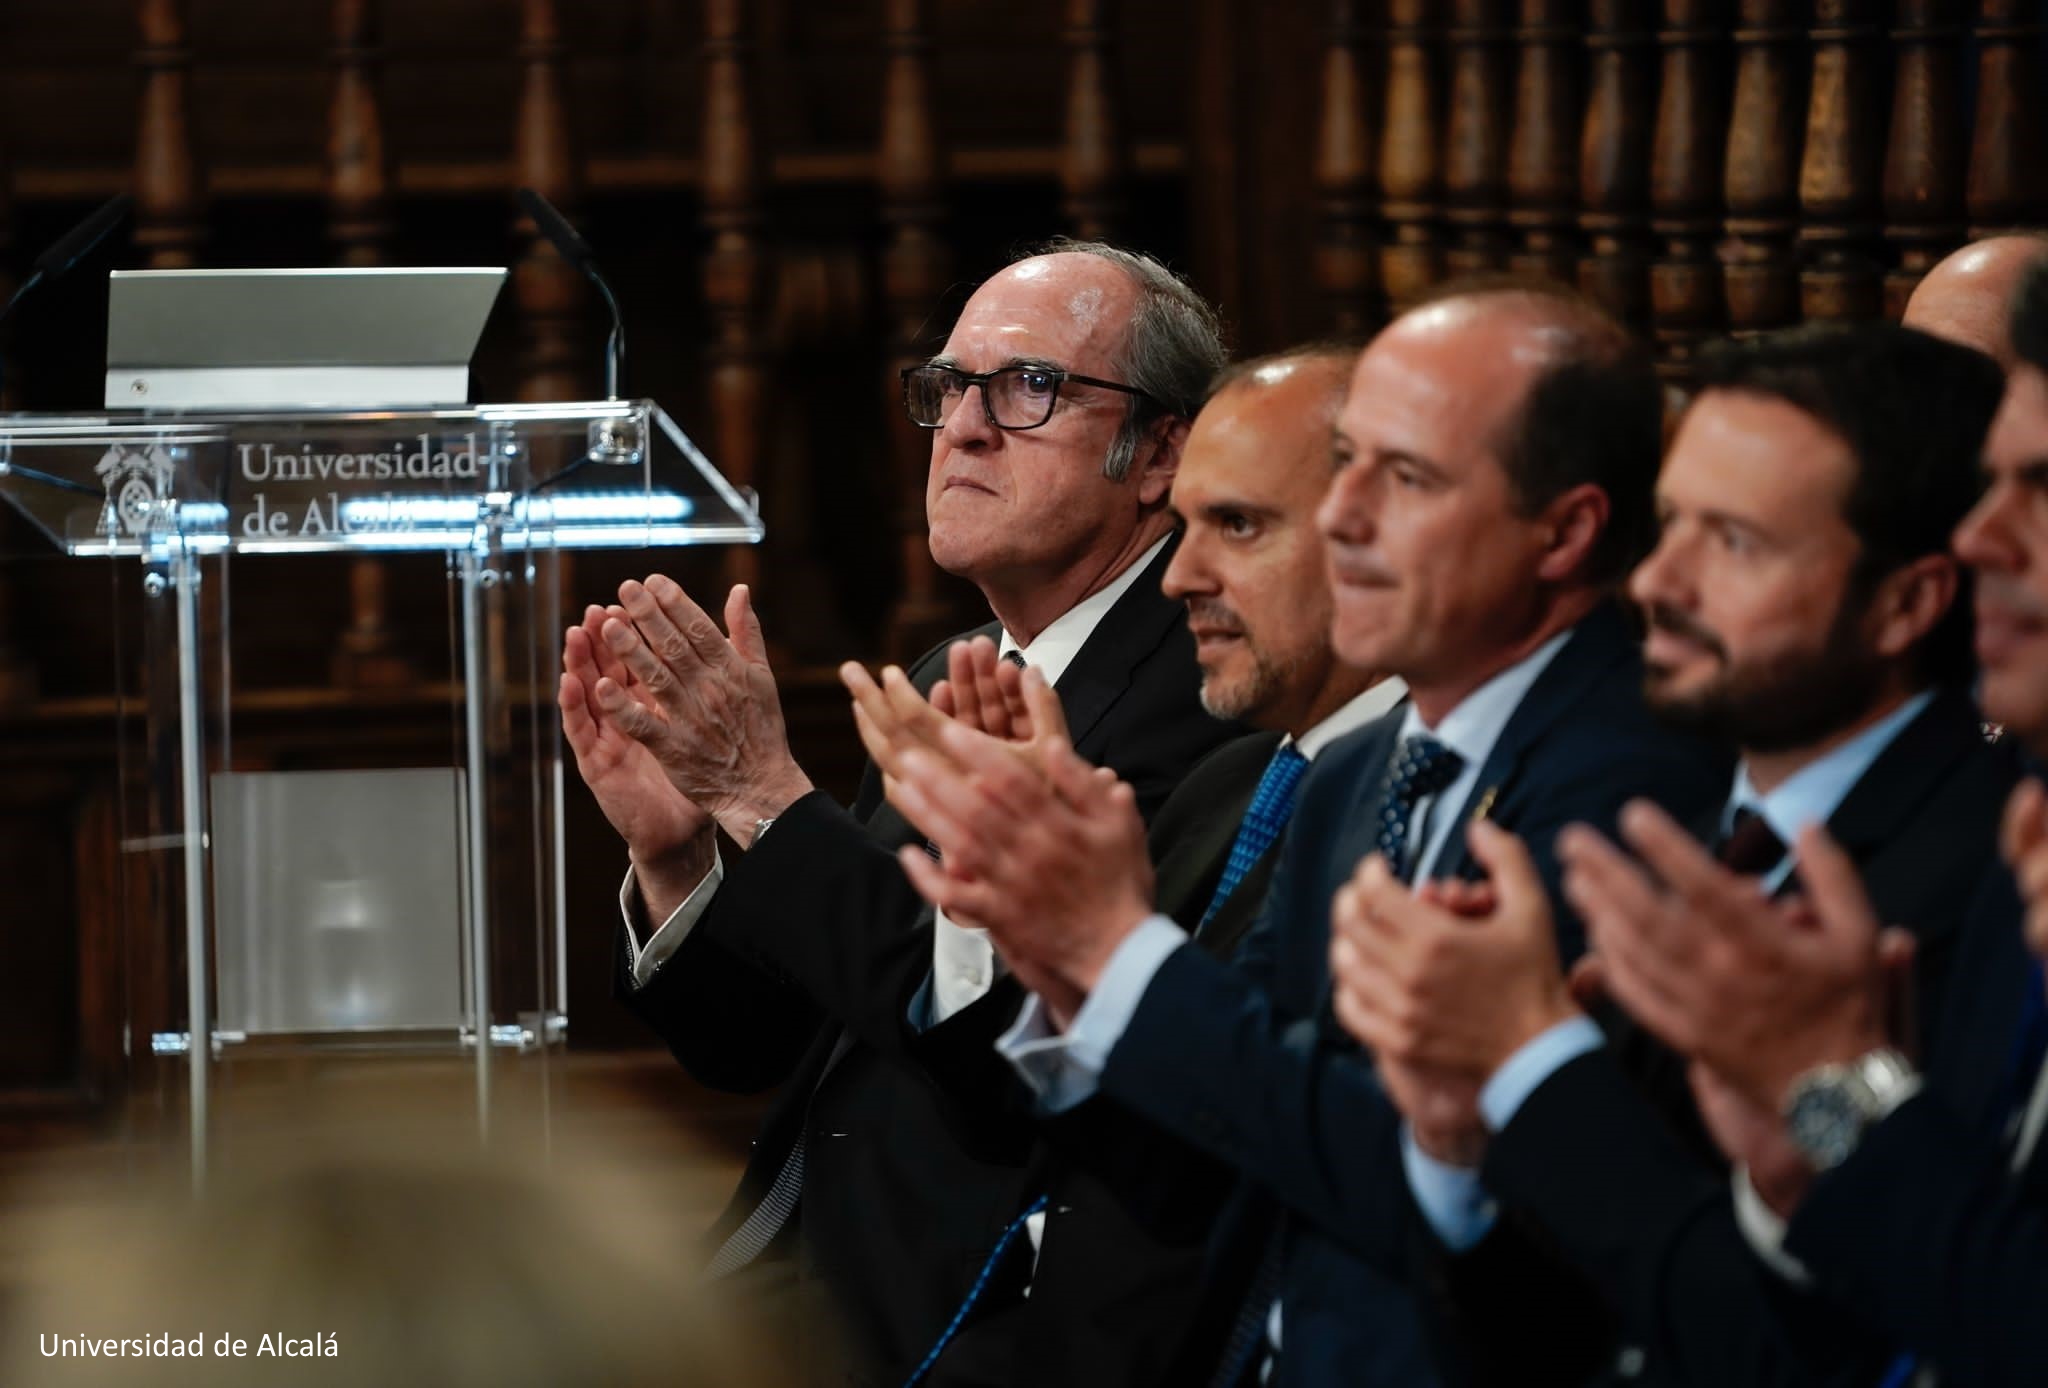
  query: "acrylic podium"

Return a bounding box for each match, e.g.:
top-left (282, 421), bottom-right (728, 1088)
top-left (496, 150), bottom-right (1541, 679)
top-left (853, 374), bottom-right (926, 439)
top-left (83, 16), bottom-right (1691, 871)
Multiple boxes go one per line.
top-left (0, 395), bottom-right (762, 1174)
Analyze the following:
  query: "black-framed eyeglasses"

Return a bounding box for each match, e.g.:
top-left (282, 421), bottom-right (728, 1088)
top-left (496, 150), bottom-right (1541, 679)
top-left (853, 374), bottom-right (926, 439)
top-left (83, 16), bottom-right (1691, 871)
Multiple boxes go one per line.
top-left (900, 362), bottom-right (1157, 431)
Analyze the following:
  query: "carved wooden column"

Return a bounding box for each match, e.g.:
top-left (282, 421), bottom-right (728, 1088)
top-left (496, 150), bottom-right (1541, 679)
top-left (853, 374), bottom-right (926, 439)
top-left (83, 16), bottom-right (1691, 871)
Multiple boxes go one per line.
top-left (702, 0), bottom-right (768, 600)
top-left (1882, 0), bottom-right (1967, 318)
top-left (135, 0), bottom-right (203, 270)
top-left (1061, 0), bottom-right (1128, 241)
top-left (1798, 1), bottom-right (1885, 323)
top-left (513, 0), bottom-right (588, 405)
top-left (1966, 0), bottom-right (2048, 237)
top-left (1315, 0), bottom-right (1379, 333)
top-left (1505, 0), bottom-right (1582, 284)
top-left (879, 0), bottom-right (958, 660)
top-left (1379, 0), bottom-right (1443, 310)
top-left (1577, 0), bottom-right (1654, 327)
top-left (1720, 0), bottom-right (1805, 336)
top-left (324, 0), bottom-right (411, 691)
top-left (1442, 0), bottom-right (1513, 277)
top-left (1647, 0), bottom-right (1727, 376)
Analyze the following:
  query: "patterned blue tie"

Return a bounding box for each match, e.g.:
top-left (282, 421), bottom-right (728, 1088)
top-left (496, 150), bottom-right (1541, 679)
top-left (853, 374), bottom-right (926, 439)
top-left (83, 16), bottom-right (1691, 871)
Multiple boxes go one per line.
top-left (1201, 743), bottom-right (1311, 929)
top-left (1374, 734), bottom-right (1465, 880)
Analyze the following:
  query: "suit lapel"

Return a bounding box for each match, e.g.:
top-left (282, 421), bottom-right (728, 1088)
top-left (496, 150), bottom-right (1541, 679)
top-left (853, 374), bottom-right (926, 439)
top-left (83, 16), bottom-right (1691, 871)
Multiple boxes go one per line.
top-left (1051, 536), bottom-right (1189, 757)
top-left (1820, 688), bottom-right (1983, 860)
top-left (860, 619), bottom-right (1002, 848)
top-left (1429, 604), bottom-right (1635, 882)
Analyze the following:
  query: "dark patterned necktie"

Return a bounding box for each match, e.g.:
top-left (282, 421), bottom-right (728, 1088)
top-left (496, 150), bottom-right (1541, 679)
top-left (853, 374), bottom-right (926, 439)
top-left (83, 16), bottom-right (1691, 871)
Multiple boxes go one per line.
top-left (1200, 743), bottom-right (1310, 929)
top-left (1004, 649), bottom-right (1027, 668)
top-left (1373, 735), bottom-right (1464, 881)
top-left (1718, 805), bottom-right (1787, 876)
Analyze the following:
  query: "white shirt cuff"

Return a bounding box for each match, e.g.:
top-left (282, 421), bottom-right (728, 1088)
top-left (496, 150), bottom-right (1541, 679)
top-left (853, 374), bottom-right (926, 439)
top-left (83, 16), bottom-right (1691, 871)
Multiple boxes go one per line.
top-left (994, 914), bottom-right (1187, 1113)
top-left (1479, 1014), bottom-right (1605, 1131)
top-left (1731, 1166), bottom-right (1813, 1288)
top-left (619, 849), bottom-right (724, 989)
top-left (928, 908), bottom-right (1006, 1025)
top-left (1401, 1126), bottom-right (1499, 1251)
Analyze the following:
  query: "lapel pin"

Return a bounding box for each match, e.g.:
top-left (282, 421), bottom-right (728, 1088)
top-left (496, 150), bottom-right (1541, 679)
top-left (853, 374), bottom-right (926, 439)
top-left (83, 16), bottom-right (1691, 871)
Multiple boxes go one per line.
top-left (1471, 786), bottom-right (1499, 822)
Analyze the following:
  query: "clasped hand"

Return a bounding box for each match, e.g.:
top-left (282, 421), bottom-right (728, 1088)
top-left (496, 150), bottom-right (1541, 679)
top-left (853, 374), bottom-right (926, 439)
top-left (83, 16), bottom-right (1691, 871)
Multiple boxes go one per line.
top-left (840, 642), bottom-right (1154, 1026)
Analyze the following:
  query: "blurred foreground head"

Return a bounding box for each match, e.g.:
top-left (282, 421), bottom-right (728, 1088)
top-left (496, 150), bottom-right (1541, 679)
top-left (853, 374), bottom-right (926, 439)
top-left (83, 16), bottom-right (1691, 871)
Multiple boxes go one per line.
top-left (0, 1097), bottom-right (791, 1388)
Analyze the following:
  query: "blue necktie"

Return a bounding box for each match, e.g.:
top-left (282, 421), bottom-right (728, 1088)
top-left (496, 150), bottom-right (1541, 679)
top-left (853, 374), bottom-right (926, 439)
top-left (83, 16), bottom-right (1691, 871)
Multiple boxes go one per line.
top-left (1201, 743), bottom-right (1310, 929)
top-left (901, 1194), bottom-right (1049, 1386)
top-left (1374, 734), bottom-right (1465, 881)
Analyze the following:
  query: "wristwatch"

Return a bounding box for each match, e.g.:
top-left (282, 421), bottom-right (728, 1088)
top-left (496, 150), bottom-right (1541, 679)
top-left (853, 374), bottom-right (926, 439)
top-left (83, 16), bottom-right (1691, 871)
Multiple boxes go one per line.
top-left (748, 816), bottom-right (777, 849)
top-left (1782, 1047), bottom-right (1921, 1171)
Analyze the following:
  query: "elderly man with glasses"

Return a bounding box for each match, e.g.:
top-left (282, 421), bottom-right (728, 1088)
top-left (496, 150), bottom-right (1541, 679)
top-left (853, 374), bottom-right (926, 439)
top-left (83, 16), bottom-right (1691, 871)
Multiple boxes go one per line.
top-left (556, 240), bottom-right (1239, 1386)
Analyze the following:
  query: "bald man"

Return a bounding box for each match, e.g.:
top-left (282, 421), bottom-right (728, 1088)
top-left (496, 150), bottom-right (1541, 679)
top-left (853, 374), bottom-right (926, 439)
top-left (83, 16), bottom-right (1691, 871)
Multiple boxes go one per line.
top-left (1902, 234), bottom-right (2048, 365)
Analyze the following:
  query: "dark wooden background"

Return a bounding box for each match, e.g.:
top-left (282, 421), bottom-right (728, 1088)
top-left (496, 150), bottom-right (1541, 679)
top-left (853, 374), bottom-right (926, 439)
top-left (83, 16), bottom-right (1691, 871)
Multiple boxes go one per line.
top-left (0, 0), bottom-right (2040, 1135)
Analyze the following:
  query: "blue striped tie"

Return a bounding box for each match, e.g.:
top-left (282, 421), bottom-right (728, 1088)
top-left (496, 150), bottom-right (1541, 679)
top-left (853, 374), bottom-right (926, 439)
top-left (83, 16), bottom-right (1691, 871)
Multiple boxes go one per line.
top-left (1201, 743), bottom-right (1310, 928)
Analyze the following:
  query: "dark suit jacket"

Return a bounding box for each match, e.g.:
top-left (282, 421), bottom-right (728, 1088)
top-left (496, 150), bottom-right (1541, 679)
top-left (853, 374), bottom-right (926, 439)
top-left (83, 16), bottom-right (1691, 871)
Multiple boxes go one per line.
top-left (1781, 864), bottom-right (2048, 1387)
top-left (614, 537), bottom-right (1238, 1387)
top-left (924, 730), bottom-right (1285, 1388)
top-left (1472, 686), bottom-right (2022, 1388)
top-left (1093, 603), bottom-right (1732, 1388)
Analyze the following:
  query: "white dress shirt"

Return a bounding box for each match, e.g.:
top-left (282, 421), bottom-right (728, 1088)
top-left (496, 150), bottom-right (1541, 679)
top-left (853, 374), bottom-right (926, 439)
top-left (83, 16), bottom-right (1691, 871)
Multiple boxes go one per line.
top-left (617, 534), bottom-right (1172, 990)
top-left (925, 533), bottom-right (1172, 1024)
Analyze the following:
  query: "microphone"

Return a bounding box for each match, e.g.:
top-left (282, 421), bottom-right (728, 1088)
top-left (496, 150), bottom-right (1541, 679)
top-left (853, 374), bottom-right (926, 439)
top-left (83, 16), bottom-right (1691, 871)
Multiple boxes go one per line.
top-left (517, 187), bottom-right (624, 400)
top-left (0, 193), bottom-right (133, 331)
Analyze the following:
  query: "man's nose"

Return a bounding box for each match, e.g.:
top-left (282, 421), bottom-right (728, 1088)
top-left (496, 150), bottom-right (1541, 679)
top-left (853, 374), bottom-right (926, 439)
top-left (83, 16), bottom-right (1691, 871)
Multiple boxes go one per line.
top-left (939, 382), bottom-right (1000, 449)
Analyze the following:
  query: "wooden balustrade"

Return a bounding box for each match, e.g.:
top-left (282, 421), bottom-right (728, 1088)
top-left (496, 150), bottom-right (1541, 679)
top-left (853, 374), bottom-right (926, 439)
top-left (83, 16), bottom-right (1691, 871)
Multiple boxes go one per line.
top-left (1577, 0), bottom-right (1655, 327)
top-left (1881, 0), bottom-right (1968, 318)
top-left (134, 0), bottom-right (203, 270)
top-left (1647, 0), bottom-right (1727, 375)
top-left (1060, 0), bottom-right (1129, 243)
top-left (879, 0), bottom-right (962, 660)
top-left (1442, 0), bottom-right (1514, 278)
top-left (1966, 0), bottom-right (2048, 237)
top-left (1505, 0), bottom-right (1581, 285)
top-left (1379, 0), bottom-right (1442, 312)
top-left (1314, 0), bottom-right (1379, 334)
top-left (1721, 0), bottom-right (1804, 336)
top-left (1798, 0), bottom-right (1887, 323)
top-left (700, 0), bottom-right (769, 606)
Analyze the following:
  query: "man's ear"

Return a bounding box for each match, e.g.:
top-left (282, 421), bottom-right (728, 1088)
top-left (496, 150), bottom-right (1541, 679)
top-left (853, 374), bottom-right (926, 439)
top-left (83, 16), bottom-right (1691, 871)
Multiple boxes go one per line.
top-left (1865, 552), bottom-right (1958, 661)
top-left (1135, 416), bottom-right (1188, 507)
top-left (1532, 483), bottom-right (1611, 584)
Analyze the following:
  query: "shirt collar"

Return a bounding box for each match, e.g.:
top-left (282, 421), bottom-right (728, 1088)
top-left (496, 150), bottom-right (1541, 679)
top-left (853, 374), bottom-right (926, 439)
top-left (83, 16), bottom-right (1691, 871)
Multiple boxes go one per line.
top-left (1293, 677), bottom-right (1409, 761)
top-left (1725, 689), bottom-right (1934, 848)
top-left (996, 533), bottom-right (1172, 688)
top-left (1395, 628), bottom-right (1574, 773)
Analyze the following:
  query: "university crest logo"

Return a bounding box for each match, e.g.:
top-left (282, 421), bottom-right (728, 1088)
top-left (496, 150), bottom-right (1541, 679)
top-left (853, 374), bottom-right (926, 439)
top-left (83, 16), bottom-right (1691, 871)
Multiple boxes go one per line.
top-left (94, 442), bottom-right (175, 536)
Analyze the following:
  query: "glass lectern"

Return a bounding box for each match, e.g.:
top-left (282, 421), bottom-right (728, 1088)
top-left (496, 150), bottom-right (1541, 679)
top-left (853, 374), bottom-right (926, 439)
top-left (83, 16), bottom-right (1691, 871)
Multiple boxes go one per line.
top-left (0, 399), bottom-right (761, 1172)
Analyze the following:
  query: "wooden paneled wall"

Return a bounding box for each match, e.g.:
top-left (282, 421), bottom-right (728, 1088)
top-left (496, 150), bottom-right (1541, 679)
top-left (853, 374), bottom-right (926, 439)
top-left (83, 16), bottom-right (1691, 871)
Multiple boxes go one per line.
top-left (0, 0), bottom-right (2039, 1124)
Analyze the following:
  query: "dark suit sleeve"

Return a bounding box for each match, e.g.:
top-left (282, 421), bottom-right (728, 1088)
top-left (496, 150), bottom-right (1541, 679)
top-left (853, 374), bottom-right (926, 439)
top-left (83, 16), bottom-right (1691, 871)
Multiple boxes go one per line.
top-left (1479, 1047), bottom-right (1880, 1387)
top-left (1092, 775), bottom-right (1420, 1272)
top-left (1784, 1089), bottom-right (2048, 1386)
top-left (613, 874), bottom-right (824, 1095)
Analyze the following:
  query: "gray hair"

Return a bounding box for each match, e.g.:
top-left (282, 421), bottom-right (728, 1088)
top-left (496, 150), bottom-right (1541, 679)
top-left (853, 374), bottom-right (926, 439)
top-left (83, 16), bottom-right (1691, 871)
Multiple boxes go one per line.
top-left (1015, 237), bottom-right (1229, 481)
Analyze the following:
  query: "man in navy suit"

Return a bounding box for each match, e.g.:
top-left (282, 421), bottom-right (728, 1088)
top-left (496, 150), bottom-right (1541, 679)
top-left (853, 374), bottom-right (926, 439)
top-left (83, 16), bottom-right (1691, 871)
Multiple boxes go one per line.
top-left (888, 284), bottom-right (1727, 1386)
top-left (1536, 264), bottom-right (2048, 1385)
top-left (1330, 321), bottom-right (2013, 1386)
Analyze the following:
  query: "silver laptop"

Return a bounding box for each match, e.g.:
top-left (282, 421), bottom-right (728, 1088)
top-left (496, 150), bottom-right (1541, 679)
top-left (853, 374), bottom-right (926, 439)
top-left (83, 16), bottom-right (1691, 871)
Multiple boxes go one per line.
top-left (105, 266), bottom-right (507, 411)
